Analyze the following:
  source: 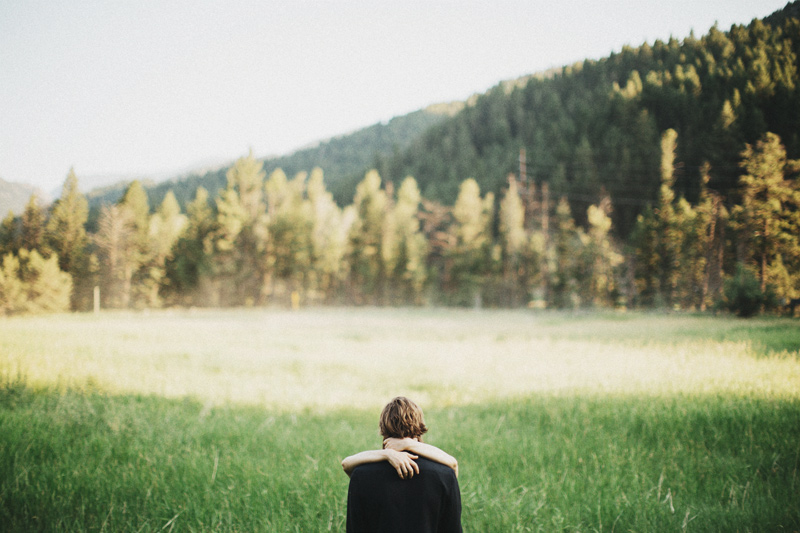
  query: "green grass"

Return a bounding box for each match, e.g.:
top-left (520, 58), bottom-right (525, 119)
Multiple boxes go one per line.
top-left (1, 308), bottom-right (799, 531)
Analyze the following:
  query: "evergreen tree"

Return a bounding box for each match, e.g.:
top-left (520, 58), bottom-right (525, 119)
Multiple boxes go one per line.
top-left (527, 180), bottom-right (553, 306)
top-left (675, 164), bottom-right (727, 310)
top-left (698, 164), bottom-right (726, 309)
top-left (346, 170), bottom-right (389, 303)
top-left (631, 129), bottom-right (688, 309)
top-left (119, 181), bottom-right (152, 308)
top-left (45, 168), bottom-right (90, 309)
top-left (94, 204), bottom-right (136, 309)
top-left (0, 253), bottom-right (24, 315)
top-left (655, 129), bottom-right (683, 308)
top-left (20, 194), bottom-right (46, 254)
top-left (733, 132), bottom-right (800, 300)
top-left (580, 196), bottom-right (623, 307)
top-left (265, 170), bottom-right (314, 303)
top-left (672, 196), bottom-right (706, 309)
top-left (211, 153), bottom-right (268, 306)
top-left (498, 175), bottom-right (527, 305)
top-left (0, 211), bottom-right (19, 257)
top-left (120, 181), bottom-right (151, 246)
top-left (307, 168), bottom-right (348, 302)
top-left (446, 178), bottom-right (495, 307)
top-left (145, 190), bottom-right (186, 306)
top-left (163, 187), bottom-right (216, 306)
top-left (550, 197), bottom-right (581, 308)
top-left (631, 205), bottom-right (660, 307)
top-left (384, 176), bottom-right (427, 304)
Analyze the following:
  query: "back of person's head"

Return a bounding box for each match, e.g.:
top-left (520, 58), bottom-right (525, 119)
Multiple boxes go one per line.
top-left (379, 396), bottom-right (428, 440)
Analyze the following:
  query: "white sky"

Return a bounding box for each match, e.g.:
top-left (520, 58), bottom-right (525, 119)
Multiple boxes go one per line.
top-left (0, 0), bottom-right (789, 192)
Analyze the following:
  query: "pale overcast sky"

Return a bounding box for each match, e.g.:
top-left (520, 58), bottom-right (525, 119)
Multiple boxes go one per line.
top-left (0, 0), bottom-right (789, 192)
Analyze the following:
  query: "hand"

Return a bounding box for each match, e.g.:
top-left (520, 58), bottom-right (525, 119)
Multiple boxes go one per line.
top-left (383, 437), bottom-right (416, 452)
top-left (384, 449), bottom-right (419, 479)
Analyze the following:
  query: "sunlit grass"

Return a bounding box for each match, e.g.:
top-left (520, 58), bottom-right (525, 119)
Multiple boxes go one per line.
top-left (2, 308), bottom-right (799, 411)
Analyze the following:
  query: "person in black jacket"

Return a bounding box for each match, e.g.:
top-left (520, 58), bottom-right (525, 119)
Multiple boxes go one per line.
top-left (342, 397), bottom-right (462, 532)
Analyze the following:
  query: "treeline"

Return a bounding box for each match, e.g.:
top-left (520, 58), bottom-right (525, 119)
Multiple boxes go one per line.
top-left (1, 127), bottom-right (798, 316)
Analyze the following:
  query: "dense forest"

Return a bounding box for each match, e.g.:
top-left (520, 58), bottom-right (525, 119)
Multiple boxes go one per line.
top-left (379, 3), bottom-right (800, 238)
top-left (1, 3), bottom-right (799, 316)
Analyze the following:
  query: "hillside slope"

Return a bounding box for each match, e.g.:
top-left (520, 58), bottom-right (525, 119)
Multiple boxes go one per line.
top-left (86, 103), bottom-right (460, 215)
top-left (0, 178), bottom-right (47, 217)
top-left (379, 2), bottom-right (800, 235)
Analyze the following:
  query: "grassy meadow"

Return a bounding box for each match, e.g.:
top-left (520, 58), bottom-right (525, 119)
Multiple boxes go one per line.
top-left (1, 308), bottom-right (799, 531)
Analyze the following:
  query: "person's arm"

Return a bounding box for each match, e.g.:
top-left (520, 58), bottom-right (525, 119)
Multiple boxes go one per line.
top-left (341, 449), bottom-right (420, 478)
top-left (383, 437), bottom-right (459, 477)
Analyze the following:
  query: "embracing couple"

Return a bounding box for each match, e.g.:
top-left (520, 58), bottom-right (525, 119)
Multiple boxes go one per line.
top-left (342, 396), bottom-right (462, 532)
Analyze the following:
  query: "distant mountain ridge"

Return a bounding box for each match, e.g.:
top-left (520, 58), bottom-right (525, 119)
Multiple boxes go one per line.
top-left (0, 178), bottom-right (48, 217)
top-left (84, 102), bottom-right (462, 215)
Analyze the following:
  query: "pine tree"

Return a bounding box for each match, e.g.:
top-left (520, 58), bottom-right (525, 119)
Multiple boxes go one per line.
top-left (672, 196), bottom-right (705, 309)
top-left (94, 204), bottom-right (136, 309)
top-left (20, 194), bottom-right (46, 254)
top-left (498, 175), bottom-right (527, 305)
top-left (733, 132), bottom-right (800, 300)
top-left (655, 129), bottom-right (683, 308)
top-left (631, 205), bottom-right (660, 307)
top-left (307, 168), bottom-right (348, 302)
top-left (447, 178), bottom-right (495, 307)
top-left (120, 181), bottom-right (151, 247)
top-left (265, 170), bottom-right (314, 303)
top-left (550, 197), bottom-right (581, 308)
top-left (347, 170), bottom-right (389, 303)
top-left (163, 187), bottom-right (216, 305)
top-left (0, 253), bottom-right (24, 315)
top-left (119, 181), bottom-right (152, 308)
top-left (630, 129), bottom-right (688, 309)
top-left (45, 168), bottom-right (89, 309)
top-left (385, 176), bottom-right (427, 304)
top-left (0, 211), bottom-right (19, 257)
top-left (581, 196), bottom-right (623, 307)
top-left (234, 151), bottom-right (268, 222)
top-left (680, 164), bottom-right (727, 310)
top-left (145, 190), bottom-right (186, 306)
top-left (211, 154), bottom-right (268, 306)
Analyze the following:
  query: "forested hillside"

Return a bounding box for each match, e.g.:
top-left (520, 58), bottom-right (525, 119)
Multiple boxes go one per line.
top-left (83, 4), bottom-right (800, 237)
top-left (378, 3), bottom-right (800, 236)
top-left (1, 4), bottom-right (799, 316)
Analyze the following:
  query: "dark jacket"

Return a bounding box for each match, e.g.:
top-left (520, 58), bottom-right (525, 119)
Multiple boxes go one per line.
top-left (346, 457), bottom-right (462, 533)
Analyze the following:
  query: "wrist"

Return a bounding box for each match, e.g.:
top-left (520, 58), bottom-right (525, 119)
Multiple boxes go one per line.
top-left (404, 439), bottom-right (421, 452)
